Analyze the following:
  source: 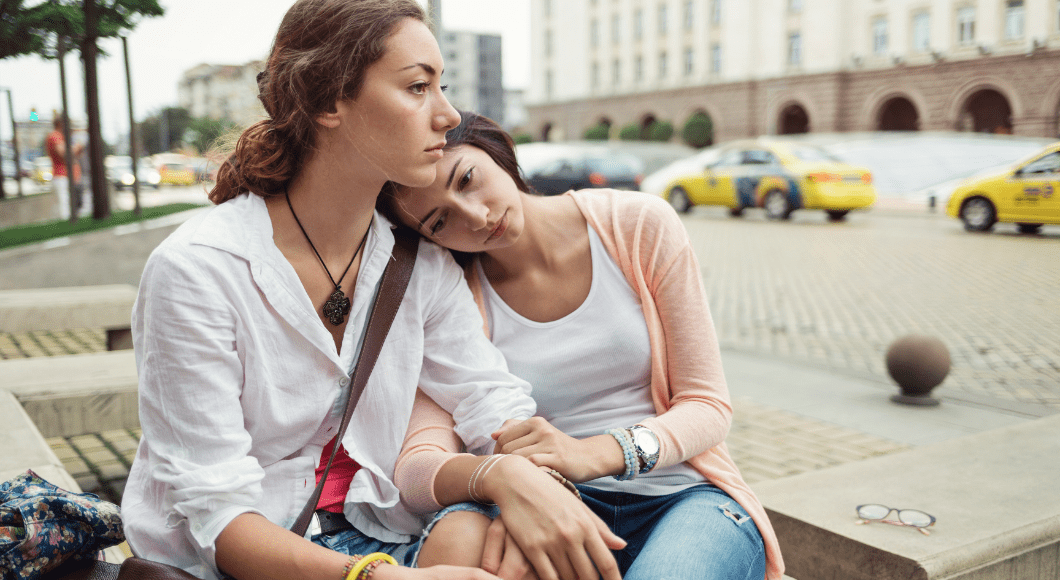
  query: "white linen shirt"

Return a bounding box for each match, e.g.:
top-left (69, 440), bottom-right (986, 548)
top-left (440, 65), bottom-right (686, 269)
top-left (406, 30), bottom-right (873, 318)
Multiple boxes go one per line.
top-left (121, 193), bottom-right (534, 579)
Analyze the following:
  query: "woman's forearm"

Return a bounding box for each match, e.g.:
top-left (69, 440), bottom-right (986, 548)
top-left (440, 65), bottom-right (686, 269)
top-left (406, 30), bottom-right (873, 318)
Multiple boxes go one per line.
top-left (215, 513), bottom-right (347, 580)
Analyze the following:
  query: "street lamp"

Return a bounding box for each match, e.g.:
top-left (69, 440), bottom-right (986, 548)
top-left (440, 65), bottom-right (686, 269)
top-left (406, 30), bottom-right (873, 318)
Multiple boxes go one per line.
top-left (0, 87), bottom-right (25, 198)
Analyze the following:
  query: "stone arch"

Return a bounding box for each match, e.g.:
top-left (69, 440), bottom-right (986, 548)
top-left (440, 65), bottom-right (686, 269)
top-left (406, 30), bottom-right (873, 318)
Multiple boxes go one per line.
top-left (877, 96), bottom-right (920, 131)
top-left (778, 102), bottom-right (811, 135)
top-left (766, 94), bottom-right (818, 135)
top-left (946, 79), bottom-right (1024, 133)
top-left (959, 89), bottom-right (1014, 134)
top-left (861, 87), bottom-right (931, 132)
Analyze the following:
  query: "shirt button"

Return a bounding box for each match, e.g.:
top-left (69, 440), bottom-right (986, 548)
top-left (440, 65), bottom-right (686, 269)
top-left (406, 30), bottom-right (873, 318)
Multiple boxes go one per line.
top-left (339, 376), bottom-right (350, 387)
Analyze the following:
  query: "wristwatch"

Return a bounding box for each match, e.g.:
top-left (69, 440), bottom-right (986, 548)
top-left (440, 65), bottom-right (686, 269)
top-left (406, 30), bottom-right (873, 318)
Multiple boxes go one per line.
top-left (627, 425), bottom-right (660, 474)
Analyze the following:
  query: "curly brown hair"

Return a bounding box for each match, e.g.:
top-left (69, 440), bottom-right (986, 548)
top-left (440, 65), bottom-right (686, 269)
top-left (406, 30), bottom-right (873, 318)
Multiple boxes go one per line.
top-left (209, 0), bottom-right (426, 204)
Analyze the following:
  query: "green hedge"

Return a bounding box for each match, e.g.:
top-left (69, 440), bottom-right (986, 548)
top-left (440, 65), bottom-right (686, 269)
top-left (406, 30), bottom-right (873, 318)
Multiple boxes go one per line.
top-left (618, 123), bottom-right (641, 141)
top-left (582, 123), bottom-right (610, 141)
top-left (647, 120), bottom-right (674, 142)
top-left (512, 133), bottom-right (533, 145)
top-left (0, 203), bottom-right (206, 250)
top-left (682, 112), bottom-right (714, 148)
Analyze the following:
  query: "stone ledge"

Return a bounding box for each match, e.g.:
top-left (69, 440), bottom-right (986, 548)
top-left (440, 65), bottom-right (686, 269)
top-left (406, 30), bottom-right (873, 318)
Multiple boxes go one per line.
top-left (754, 415), bottom-right (1060, 580)
top-left (3, 351), bottom-right (138, 438)
top-left (0, 284), bottom-right (137, 336)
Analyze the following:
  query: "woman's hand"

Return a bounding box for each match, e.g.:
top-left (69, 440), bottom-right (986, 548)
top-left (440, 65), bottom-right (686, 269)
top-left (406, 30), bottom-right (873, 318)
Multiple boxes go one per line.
top-left (374, 563), bottom-right (502, 580)
top-left (480, 454), bottom-right (625, 580)
top-left (481, 517), bottom-right (539, 580)
top-left (493, 417), bottom-right (625, 483)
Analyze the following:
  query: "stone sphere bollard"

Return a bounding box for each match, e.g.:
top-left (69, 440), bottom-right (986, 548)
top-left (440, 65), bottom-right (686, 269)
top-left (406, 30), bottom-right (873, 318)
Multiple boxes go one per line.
top-left (885, 335), bottom-right (951, 406)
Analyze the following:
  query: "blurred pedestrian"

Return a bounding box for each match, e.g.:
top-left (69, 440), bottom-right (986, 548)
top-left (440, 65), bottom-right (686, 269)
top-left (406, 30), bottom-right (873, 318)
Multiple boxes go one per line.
top-left (44, 116), bottom-right (82, 220)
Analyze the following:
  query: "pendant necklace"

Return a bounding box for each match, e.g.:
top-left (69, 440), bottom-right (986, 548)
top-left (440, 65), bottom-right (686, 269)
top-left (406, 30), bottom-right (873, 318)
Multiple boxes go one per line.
top-left (285, 192), bottom-right (370, 326)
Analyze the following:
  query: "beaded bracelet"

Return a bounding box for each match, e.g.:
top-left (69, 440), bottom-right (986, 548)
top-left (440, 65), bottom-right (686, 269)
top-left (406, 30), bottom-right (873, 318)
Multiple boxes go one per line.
top-left (358, 558), bottom-right (385, 580)
top-left (347, 552), bottom-right (397, 580)
top-left (606, 428), bottom-right (638, 481)
top-left (342, 555), bottom-right (365, 580)
top-left (543, 468), bottom-right (582, 500)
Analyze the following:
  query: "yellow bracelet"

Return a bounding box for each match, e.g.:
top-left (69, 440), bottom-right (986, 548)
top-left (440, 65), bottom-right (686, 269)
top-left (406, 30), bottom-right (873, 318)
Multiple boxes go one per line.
top-left (347, 552), bottom-right (398, 580)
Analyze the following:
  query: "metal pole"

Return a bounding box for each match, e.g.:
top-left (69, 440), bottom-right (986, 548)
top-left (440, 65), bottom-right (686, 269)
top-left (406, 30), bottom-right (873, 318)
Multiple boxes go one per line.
top-left (7, 89), bottom-right (24, 197)
top-left (0, 89), bottom-right (6, 200)
top-left (58, 40), bottom-right (78, 222)
top-left (122, 36), bottom-right (141, 215)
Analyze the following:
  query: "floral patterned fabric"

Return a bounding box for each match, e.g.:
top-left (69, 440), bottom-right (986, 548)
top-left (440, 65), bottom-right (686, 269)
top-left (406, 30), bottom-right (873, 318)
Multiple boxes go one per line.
top-left (0, 470), bottom-right (125, 580)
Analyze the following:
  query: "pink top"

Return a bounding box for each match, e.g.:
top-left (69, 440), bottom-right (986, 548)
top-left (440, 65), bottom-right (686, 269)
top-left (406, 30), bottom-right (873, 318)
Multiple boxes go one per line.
top-left (315, 437), bottom-right (361, 513)
top-left (394, 189), bottom-right (784, 580)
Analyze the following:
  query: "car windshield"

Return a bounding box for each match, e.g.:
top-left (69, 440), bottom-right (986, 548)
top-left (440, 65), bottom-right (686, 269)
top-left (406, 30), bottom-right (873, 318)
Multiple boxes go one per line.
top-left (584, 155), bottom-right (643, 178)
top-left (786, 145), bottom-right (843, 163)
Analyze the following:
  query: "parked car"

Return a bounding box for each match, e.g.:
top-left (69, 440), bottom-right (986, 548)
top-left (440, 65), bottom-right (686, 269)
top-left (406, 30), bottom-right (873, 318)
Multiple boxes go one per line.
top-left (946, 141), bottom-right (1060, 233)
top-left (661, 139), bottom-right (876, 220)
top-left (106, 156), bottom-right (161, 190)
top-left (516, 142), bottom-right (645, 195)
top-left (158, 162), bottom-right (196, 186)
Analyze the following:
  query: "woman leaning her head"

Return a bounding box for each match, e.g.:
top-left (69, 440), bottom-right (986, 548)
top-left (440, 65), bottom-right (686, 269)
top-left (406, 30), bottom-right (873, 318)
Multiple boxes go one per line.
top-left (211, 0), bottom-right (426, 204)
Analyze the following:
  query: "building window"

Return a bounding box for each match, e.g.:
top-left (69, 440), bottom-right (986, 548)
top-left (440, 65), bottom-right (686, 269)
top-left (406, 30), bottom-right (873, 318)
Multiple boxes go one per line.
top-left (711, 43), bottom-right (722, 73)
top-left (658, 3), bottom-right (668, 35)
top-left (635, 54), bottom-right (644, 80)
top-left (957, 7), bottom-right (975, 45)
top-left (544, 0), bottom-right (551, 18)
top-left (788, 31), bottom-right (802, 66)
top-left (912, 11), bottom-right (930, 52)
top-left (545, 29), bottom-right (552, 57)
top-left (612, 58), bottom-right (621, 85)
top-left (1005, 1), bottom-right (1024, 40)
top-left (684, 0), bottom-right (694, 31)
top-left (789, 0), bottom-right (802, 13)
top-left (659, 50), bottom-right (668, 77)
top-left (711, 0), bottom-right (721, 25)
top-left (612, 14), bottom-right (621, 44)
top-left (546, 70), bottom-right (553, 99)
top-left (873, 17), bottom-right (888, 55)
top-left (634, 8), bottom-right (643, 41)
top-left (684, 47), bottom-right (694, 74)
top-left (591, 62), bottom-right (600, 87)
top-left (590, 19), bottom-right (599, 48)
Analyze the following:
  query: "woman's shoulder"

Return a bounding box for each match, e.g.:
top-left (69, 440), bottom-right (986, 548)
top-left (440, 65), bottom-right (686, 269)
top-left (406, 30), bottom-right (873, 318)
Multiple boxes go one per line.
top-left (570, 189), bottom-right (685, 240)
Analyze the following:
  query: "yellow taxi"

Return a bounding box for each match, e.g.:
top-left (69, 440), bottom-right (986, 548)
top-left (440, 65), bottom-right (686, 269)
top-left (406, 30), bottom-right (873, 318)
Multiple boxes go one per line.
top-left (158, 162), bottom-right (196, 186)
top-left (663, 139), bottom-right (876, 221)
top-left (946, 142), bottom-right (1060, 233)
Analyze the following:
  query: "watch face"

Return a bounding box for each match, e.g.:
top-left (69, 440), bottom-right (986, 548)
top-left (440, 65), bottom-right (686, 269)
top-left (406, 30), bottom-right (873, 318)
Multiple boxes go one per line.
top-left (633, 429), bottom-right (659, 455)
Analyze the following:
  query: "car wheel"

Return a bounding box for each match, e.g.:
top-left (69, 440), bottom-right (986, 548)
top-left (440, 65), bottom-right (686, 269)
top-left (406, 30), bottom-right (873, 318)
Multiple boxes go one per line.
top-left (826, 210), bottom-right (849, 222)
top-left (668, 187), bottom-right (692, 213)
top-left (1017, 223), bottom-right (1042, 234)
top-left (763, 190), bottom-right (792, 220)
top-left (728, 207), bottom-right (744, 218)
top-left (960, 197), bottom-right (997, 232)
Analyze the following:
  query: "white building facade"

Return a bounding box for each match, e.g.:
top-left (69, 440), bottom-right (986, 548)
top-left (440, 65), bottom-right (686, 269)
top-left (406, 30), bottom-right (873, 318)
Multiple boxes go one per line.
top-left (530, 0), bottom-right (1060, 141)
top-left (439, 30), bottom-right (508, 127)
top-left (177, 62), bottom-right (266, 129)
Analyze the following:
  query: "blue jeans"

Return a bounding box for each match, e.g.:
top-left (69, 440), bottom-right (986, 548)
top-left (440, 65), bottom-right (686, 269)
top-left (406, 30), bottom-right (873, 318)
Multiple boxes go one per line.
top-left (310, 502), bottom-right (498, 568)
top-left (577, 484), bottom-right (766, 580)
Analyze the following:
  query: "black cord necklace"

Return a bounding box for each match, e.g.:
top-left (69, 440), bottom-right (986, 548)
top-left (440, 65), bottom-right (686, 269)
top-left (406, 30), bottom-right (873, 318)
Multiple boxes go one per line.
top-left (285, 192), bottom-right (370, 326)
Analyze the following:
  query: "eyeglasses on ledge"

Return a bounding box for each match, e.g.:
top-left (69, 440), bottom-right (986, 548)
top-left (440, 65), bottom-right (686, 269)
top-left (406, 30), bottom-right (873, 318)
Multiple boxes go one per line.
top-left (855, 504), bottom-right (937, 536)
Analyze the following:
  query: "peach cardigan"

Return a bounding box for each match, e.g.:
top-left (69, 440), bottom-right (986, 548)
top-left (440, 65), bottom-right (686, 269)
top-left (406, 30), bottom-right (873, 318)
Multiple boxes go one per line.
top-left (394, 189), bottom-right (783, 580)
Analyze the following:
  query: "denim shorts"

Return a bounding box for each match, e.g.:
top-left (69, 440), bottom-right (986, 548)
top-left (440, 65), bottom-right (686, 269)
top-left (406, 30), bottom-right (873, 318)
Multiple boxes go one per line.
top-left (309, 502), bottom-right (499, 568)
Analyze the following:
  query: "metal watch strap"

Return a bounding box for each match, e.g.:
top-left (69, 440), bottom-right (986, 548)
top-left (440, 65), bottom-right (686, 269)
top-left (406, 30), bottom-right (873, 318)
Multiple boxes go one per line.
top-left (290, 227), bottom-right (419, 538)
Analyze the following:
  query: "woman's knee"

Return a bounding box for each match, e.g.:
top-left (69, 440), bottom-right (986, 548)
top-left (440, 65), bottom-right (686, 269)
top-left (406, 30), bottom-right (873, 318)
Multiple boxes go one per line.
top-left (417, 510), bottom-right (492, 568)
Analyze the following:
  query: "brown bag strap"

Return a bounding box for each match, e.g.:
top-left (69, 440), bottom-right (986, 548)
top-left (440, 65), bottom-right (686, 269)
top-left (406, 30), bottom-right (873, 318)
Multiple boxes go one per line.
top-left (290, 228), bottom-right (419, 538)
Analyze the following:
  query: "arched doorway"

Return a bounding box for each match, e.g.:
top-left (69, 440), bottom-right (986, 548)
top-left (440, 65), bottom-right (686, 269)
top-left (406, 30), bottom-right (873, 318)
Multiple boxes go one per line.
top-left (958, 89), bottom-right (1013, 134)
top-left (778, 104), bottom-right (810, 134)
top-left (639, 113), bottom-right (657, 140)
top-left (878, 97), bottom-right (920, 131)
top-left (540, 122), bottom-right (553, 142)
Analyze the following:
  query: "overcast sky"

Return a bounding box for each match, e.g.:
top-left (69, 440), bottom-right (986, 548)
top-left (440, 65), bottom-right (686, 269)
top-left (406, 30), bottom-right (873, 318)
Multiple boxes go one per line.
top-left (0, 0), bottom-right (530, 142)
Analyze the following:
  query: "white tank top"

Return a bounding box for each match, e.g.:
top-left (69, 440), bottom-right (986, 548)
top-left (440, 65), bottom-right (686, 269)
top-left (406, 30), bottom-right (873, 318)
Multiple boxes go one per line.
top-left (477, 225), bottom-right (705, 495)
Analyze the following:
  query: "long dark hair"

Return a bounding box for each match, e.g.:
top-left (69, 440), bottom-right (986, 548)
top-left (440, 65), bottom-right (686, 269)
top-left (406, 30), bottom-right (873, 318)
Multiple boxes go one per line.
top-left (209, 0), bottom-right (426, 204)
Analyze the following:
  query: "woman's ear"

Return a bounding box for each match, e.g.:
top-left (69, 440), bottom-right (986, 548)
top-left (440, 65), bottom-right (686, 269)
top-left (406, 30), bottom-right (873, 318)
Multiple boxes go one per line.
top-left (315, 101), bottom-right (343, 129)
